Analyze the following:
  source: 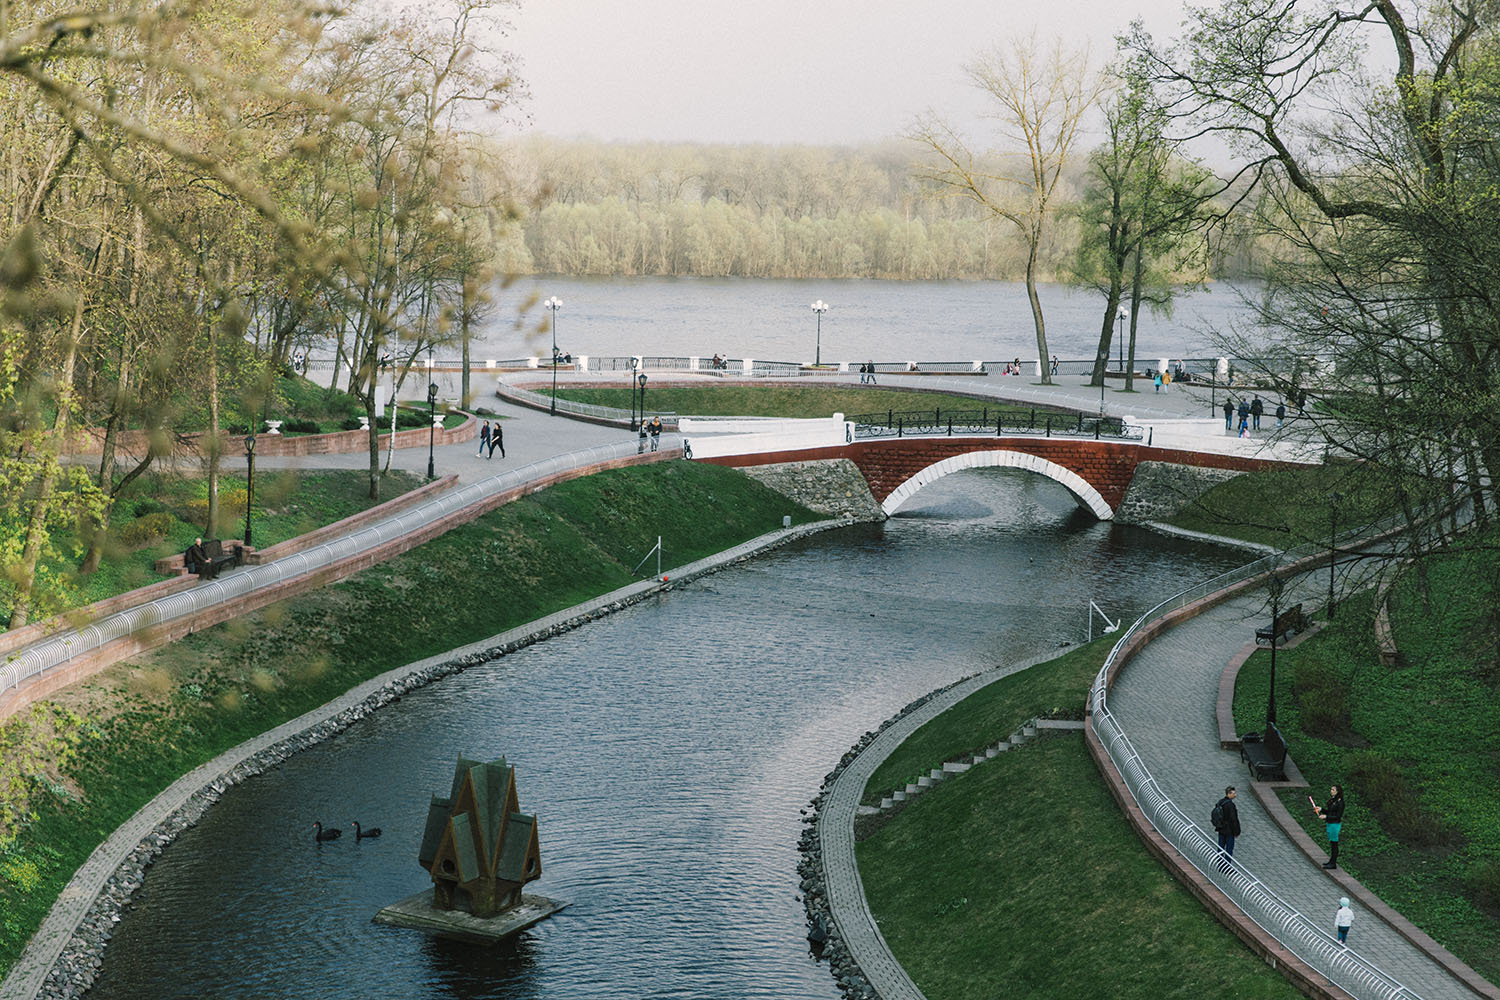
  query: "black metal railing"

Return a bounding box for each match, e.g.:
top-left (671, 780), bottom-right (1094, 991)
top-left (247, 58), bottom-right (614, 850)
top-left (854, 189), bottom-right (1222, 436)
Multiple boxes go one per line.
top-left (848, 407), bottom-right (1138, 441)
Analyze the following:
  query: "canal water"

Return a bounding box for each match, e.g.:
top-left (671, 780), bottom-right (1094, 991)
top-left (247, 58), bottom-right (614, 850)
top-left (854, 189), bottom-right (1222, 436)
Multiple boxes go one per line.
top-left (87, 469), bottom-right (1246, 1000)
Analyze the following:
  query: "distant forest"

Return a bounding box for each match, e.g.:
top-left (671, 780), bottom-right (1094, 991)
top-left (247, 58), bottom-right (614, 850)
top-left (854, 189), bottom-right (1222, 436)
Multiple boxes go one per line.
top-left (486, 138), bottom-right (1257, 280)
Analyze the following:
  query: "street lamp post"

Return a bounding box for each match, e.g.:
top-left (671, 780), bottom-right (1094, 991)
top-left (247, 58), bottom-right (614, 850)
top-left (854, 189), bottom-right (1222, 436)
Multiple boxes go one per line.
top-left (243, 435), bottom-right (256, 547)
top-left (630, 358), bottom-right (640, 430)
top-left (1266, 574), bottom-right (1282, 725)
top-left (427, 381), bottom-right (438, 480)
top-left (1117, 305), bottom-right (1127, 374)
top-left (545, 295), bottom-right (563, 415)
top-left (810, 299), bottom-right (829, 367)
top-left (638, 373), bottom-right (648, 428)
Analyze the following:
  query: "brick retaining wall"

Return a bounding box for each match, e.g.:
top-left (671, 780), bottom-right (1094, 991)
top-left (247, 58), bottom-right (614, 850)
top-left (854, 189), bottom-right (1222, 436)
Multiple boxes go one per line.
top-left (62, 416), bottom-right (476, 459)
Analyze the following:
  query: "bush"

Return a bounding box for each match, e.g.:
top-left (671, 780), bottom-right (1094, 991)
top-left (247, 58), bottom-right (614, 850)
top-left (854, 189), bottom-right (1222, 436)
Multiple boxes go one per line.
top-left (283, 418), bottom-right (322, 434)
top-left (1347, 751), bottom-right (1404, 810)
top-left (115, 513), bottom-right (176, 549)
top-left (1468, 860), bottom-right (1500, 913)
top-left (1347, 752), bottom-right (1455, 849)
top-left (395, 409), bottom-right (434, 430)
top-left (1300, 686), bottom-right (1348, 737)
top-left (182, 488), bottom-right (248, 528)
top-left (340, 417), bottom-right (364, 431)
top-left (132, 499), bottom-right (168, 518)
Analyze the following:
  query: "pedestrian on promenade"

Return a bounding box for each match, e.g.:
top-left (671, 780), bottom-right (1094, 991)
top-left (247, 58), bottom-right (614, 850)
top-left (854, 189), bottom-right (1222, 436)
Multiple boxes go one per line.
top-left (648, 416), bottom-right (662, 452)
top-left (1335, 897), bottom-right (1354, 945)
top-left (477, 421), bottom-right (490, 456)
top-left (1154, 371), bottom-right (1163, 393)
top-left (638, 423), bottom-right (648, 454)
top-left (1251, 395), bottom-right (1264, 430)
top-left (866, 361), bottom-right (877, 385)
top-left (1237, 398), bottom-right (1251, 435)
top-left (488, 422), bottom-right (504, 459)
top-left (1223, 397), bottom-right (1234, 431)
top-left (1051, 354), bottom-right (1059, 376)
top-left (1211, 785), bottom-right (1241, 862)
top-left (1276, 400), bottom-right (1286, 428)
top-left (1314, 784), bottom-right (1345, 868)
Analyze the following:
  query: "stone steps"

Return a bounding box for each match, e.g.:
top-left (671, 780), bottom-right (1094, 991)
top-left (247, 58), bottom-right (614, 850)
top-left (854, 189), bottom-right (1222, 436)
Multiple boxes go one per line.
top-left (860, 717), bottom-right (1086, 816)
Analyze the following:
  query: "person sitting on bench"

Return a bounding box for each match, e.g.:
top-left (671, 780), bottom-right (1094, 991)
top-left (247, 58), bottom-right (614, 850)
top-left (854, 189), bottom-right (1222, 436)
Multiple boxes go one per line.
top-left (185, 537), bottom-right (208, 577)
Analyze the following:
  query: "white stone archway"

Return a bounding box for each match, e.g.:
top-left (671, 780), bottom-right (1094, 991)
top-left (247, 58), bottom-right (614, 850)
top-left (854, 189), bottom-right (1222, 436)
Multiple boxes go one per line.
top-left (880, 449), bottom-right (1114, 519)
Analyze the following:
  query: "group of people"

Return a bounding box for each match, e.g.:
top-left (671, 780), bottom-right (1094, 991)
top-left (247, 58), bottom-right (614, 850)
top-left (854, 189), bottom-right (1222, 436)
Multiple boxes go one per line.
top-left (476, 420), bottom-right (505, 459)
top-left (290, 350), bottom-right (307, 374)
top-left (1223, 395), bottom-right (1286, 436)
top-left (858, 362), bottom-right (878, 384)
top-left (637, 416), bottom-right (663, 452)
top-left (1001, 359), bottom-right (1024, 376)
top-left (1212, 783), bottom-right (1352, 943)
top-left (710, 353), bottom-right (728, 370)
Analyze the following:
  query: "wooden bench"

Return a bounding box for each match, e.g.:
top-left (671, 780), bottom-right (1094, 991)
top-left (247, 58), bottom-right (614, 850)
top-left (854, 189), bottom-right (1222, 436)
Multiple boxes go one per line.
top-left (1239, 722), bottom-right (1289, 781)
top-left (156, 539), bottom-right (246, 579)
top-left (1255, 602), bottom-right (1306, 646)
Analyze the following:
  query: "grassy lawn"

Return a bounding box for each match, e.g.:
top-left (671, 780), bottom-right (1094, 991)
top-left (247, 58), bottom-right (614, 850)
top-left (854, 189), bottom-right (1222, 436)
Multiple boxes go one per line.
top-left (0, 462), bottom-right (819, 975)
top-left (858, 733), bottom-right (1302, 1000)
top-left (551, 384), bottom-right (1065, 420)
top-left (1232, 535), bottom-right (1500, 982)
top-left (1164, 461), bottom-right (1410, 550)
top-left (861, 639), bottom-right (1109, 806)
top-left (14, 470), bottom-right (427, 624)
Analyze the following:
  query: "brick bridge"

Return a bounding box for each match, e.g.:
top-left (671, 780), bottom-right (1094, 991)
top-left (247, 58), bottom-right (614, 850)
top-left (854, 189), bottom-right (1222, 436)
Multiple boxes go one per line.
top-left (703, 436), bottom-right (1295, 519)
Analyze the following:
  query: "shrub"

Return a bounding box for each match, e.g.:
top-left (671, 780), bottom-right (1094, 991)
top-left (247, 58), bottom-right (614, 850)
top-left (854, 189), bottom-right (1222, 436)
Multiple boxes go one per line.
top-left (283, 418), bottom-right (322, 434)
top-left (182, 488), bottom-right (248, 528)
top-left (1347, 752), bottom-right (1456, 849)
top-left (1468, 860), bottom-right (1500, 913)
top-left (1300, 685), bottom-right (1348, 737)
top-left (132, 499), bottom-right (168, 518)
top-left (1347, 751), bottom-right (1404, 809)
top-left (340, 417), bottom-right (363, 431)
top-left (395, 409), bottom-right (434, 430)
top-left (115, 513), bottom-right (177, 549)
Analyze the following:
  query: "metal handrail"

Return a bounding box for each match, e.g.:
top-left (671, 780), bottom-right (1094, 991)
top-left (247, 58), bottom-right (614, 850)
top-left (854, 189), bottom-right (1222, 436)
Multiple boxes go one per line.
top-left (1088, 528), bottom-right (1422, 1000)
top-left (0, 442), bottom-right (656, 693)
top-left (849, 408), bottom-right (1140, 441)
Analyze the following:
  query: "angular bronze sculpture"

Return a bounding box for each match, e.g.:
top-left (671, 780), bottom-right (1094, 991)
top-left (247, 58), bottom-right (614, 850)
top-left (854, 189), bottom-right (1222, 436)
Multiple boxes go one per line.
top-left (375, 755), bottom-right (565, 943)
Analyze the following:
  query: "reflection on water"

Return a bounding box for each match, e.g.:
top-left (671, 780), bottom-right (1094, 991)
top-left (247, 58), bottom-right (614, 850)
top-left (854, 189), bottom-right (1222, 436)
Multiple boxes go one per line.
top-left (88, 469), bottom-right (1245, 1000)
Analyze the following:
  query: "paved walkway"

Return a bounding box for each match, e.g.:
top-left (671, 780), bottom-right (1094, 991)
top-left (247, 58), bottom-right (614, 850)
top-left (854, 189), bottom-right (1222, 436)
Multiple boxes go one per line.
top-left (1107, 568), bottom-right (1480, 999)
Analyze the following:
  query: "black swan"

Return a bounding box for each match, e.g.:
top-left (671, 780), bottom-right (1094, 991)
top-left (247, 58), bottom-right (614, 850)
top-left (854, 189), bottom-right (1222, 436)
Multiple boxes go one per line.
top-left (313, 822), bottom-right (342, 842)
top-left (352, 821), bottom-right (382, 840)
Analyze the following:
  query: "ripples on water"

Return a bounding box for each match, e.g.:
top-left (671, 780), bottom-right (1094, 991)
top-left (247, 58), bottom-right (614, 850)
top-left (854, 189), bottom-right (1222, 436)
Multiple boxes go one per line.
top-left (88, 469), bottom-right (1246, 1000)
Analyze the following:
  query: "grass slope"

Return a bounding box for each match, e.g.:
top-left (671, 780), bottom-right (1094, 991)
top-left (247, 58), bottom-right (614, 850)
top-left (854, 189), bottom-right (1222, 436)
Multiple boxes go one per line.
top-left (1233, 538), bottom-right (1500, 982)
top-left (858, 734), bottom-right (1302, 1000)
top-left (0, 462), bottom-right (818, 975)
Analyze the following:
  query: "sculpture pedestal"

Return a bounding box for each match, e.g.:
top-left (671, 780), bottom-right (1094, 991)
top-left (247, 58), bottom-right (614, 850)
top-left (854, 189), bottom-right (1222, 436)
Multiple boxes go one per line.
top-left (373, 891), bottom-right (567, 944)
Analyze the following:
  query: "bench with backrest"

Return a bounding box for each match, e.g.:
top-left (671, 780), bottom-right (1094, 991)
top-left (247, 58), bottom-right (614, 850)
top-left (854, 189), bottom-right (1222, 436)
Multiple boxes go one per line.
top-left (1255, 602), bottom-right (1306, 647)
top-left (1239, 721), bottom-right (1289, 781)
top-left (157, 539), bottom-right (244, 579)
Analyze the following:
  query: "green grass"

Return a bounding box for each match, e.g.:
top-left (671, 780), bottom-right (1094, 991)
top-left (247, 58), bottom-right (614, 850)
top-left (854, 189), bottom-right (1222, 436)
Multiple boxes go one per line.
top-left (0, 462), bottom-right (820, 975)
top-left (15, 470), bottom-right (427, 621)
top-left (1165, 461), bottom-right (1411, 550)
top-left (862, 639), bottom-right (1110, 805)
top-left (551, 384), bottom-right (1061, 420)
top-left (1233, 536), bottom-right (1500, 982)
top-left (858, 734), bottom-right (1303, 1000)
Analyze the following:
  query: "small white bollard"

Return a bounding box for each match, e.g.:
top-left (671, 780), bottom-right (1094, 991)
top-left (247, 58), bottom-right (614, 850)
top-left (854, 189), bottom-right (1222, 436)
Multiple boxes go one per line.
top-left (783, 515), bottom-right (792, 528)
top-left (838, 361), bottom-right (849, 373)
top-left (485, 359), bottom-right (496, 369)
top-left (971, 360), bottom-right (983, 371)
top-left (527, 357), bottom-right (539, 369)
top-left (742, 358), bottom-right (753, 375)
top-left (689, 356), bottom-right (700, 370)
top-left (578, 355), bottom-right (589, 372)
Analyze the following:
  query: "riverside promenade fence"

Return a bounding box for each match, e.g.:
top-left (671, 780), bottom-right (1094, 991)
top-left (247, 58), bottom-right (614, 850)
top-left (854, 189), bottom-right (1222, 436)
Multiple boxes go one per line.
top-left (1087, 529), bottom-right (1424, 1000)
top-left (0, 442), bottom-right (668, 707)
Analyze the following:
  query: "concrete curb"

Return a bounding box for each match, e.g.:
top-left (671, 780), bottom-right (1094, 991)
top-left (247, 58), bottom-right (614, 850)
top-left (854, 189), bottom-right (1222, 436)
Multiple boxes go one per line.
top-left (0, 519), bottom-right (852, 1000)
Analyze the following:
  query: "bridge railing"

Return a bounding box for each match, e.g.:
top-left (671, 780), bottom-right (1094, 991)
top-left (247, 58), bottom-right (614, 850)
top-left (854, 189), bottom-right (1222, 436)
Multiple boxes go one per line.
top-left (849, 408), bottom-right (1139, 441)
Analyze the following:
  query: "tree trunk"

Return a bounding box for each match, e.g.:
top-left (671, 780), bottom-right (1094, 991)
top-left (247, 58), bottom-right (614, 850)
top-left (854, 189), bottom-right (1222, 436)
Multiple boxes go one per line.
top-left (1025, 241), bottom-right (1051, 384)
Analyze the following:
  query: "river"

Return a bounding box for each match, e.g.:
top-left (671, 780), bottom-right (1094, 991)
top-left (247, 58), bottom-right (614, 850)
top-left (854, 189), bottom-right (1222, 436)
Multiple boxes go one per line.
top-left (470, 276), bottom-right (1259, 368)
top-left (87, 468), bottom-right (1246, 1000)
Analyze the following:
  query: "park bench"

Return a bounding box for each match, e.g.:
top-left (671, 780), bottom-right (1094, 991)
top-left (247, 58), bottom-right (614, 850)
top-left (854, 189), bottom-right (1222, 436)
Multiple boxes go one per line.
top-left (1255, 602), bottom-right (1306, 647)
top-left (155, 539), bottom-right (245, 579)
top-left (1239, 722), bottom-right (1290, 781)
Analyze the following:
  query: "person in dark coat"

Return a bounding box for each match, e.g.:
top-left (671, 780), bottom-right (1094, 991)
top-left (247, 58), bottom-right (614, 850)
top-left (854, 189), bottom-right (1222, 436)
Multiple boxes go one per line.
top-left (488, 421), bottom-right (504, 459)
top-left (477, 421), bottom-right (490, 456)
top-left (1251, 395), bottom-right (1264, 430)
top-left (1223, 397), bottom-right (1234, 431)
top-left (1276, 400), bottom-right (1286, 428)
top-left (1213, 785), bottom-right (1242, 860)
top-left (648, 416), bottom-right (662, 452)
top-left (185, 537), bottom-right (208, 577)
top-left (1237, 398), bottom-right (1251, 435)
top-left (1314, 784), bottom-right (1346, 868)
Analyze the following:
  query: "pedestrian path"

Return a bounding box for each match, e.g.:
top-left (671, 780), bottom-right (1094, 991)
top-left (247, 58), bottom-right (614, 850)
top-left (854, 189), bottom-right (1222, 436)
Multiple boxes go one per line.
top-left (1107, 570), bottom-right (1480, 999)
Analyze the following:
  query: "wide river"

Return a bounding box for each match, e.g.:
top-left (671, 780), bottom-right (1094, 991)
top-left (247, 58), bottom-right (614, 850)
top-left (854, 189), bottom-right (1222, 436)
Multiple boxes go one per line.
top-left (88, 469), bottom-right (1246, 999)
top-left (466, 276), bottom-right (1259, 368)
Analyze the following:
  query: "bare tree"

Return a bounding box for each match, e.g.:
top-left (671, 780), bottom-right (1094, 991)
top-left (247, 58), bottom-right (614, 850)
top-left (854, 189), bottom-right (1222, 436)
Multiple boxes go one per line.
top-left (909, 34), bottom-right (1099, 382)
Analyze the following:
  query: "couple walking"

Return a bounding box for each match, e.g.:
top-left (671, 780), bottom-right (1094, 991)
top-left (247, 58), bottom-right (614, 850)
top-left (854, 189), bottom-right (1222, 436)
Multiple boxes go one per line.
top-left (477, 420), bottom-right (504, 459)
top-left (1211, 783), bottom-right (1344, 868)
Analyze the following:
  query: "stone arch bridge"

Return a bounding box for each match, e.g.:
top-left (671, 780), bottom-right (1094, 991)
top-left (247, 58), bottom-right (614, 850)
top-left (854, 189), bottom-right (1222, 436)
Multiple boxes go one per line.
top-left (700, 435), bottom-right (1302, 520)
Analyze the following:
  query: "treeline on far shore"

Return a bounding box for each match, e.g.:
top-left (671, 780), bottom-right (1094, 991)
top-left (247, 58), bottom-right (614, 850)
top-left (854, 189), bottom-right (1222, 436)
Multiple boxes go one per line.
top-left (489, 138), bottom-right (1259, 281)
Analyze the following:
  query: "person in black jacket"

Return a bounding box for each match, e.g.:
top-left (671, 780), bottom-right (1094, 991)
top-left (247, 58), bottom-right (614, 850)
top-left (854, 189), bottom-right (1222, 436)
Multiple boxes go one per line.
top-left (1223, 397), bottom-right (1234, 431)
top-left (1314, 784), bottom-right (1346, 868)
top-left (1213, 785), bottom-right (1242, 861)
top-left (1251, 395), bottom-right (1264, 429)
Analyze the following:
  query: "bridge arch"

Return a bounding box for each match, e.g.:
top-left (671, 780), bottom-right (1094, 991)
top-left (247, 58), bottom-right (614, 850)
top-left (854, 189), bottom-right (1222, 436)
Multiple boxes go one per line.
top-left (880, 449), bottom-right (1115, 519)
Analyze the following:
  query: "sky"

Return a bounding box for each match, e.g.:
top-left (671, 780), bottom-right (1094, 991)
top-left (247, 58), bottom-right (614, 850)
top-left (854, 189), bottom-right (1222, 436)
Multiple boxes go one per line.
top-left (504, 0), bottom-right (1195, 146)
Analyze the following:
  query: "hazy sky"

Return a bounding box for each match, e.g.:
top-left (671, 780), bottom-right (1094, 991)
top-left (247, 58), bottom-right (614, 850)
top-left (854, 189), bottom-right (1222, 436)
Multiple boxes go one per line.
top-left (506, 0), bottom-right (1194, 145)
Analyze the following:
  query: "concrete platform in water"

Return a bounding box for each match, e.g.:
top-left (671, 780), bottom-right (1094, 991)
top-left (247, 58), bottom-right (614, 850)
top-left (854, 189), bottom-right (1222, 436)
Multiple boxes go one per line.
top-left (373, 892), bottom-right (568, 944)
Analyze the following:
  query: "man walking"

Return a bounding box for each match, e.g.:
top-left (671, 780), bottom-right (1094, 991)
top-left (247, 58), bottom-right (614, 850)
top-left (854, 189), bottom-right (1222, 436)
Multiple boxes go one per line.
top-left (1211, 786), bottom-right (1242, 862)
top-left (477, 421), bottom-right (490, 456)
top-left (489, 422), bottom-right (504, 459)
top-left (1223, 397), bottom-right (1234, 431)
top-left (1251, 395), bottom-right (1264, 430)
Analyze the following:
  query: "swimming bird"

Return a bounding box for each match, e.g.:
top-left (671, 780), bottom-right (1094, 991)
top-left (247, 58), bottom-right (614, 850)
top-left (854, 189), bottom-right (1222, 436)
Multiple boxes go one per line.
top-left (313, 822), bottom-right (342, 842)
top-left (352, 821), bottom-right (382, 840)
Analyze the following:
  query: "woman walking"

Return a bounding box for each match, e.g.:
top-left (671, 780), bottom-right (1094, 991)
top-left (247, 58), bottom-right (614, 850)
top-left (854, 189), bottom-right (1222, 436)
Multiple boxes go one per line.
top-left (1314, 784), bottom-right (1346, 869)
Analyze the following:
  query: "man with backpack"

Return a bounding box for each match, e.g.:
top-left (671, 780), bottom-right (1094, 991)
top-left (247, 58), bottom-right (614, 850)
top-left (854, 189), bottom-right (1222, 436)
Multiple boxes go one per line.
top-left (1211, 785), bottom-right (1242, 861)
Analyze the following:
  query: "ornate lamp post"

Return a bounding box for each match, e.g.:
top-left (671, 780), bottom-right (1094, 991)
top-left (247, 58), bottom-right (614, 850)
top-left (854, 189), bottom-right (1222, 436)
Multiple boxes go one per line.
top-left (1116, 305), bottom-right (1127, 374)
top-left (243, 434), bottom-right (256, 547)
top-left (427, 381), bottom-right (438, 480)
top-left (810, 299), bottom-right (829, 367)
top-left (545, 295), bottom-right (562, 415)
top-left (637, 373), bottom-right (648, 429)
